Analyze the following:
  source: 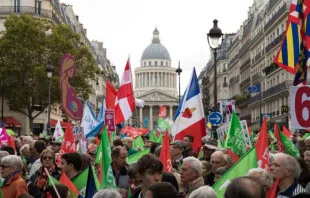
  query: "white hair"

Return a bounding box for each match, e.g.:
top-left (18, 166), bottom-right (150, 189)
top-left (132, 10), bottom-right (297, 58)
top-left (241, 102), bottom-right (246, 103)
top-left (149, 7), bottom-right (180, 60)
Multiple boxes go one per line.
top-left (22, 136), bottom-right (33, 144)
top-left (183, 156), bottom-right (202, 176)
top-left (274, 153), bottom-right (301, 179)
top-left (20, 144), bottom-right (30, 152)
top-left (248, 168), bottom-right (274, 187)
top-left (93, 189), bottom-right (122, 198)
top-left (1, 155), bottom-right (24, 172)
top-left (304, 150), bottom-right (310, 157)
top-left (189, 186), bottom-right (217, 198)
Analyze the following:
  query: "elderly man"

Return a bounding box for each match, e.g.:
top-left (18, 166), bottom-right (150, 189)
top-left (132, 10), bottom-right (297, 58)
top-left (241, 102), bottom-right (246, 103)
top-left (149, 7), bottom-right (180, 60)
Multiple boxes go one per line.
top-left (304, 151), bottom-right (310, 174)
top-left (171, 140), bottom-right (185, 169)
top-left (22, 136), bottom-right (33, 146)
top-left (206, 151), bottom-right (227, 186)
top-left (248, 168), bottom-right (274, 195)
top-left (225, 176), bottom-right (265, 198)
top-left (123, 137), bottom-right (138, 156)
top-left (111, 146), bottom-right (129, 192)
top-left (200, 140), bottom-right (217, 161)
top-left (180, 157), bottom-right (204, 197)
top-left (270, 153), bottom-right (305, 197)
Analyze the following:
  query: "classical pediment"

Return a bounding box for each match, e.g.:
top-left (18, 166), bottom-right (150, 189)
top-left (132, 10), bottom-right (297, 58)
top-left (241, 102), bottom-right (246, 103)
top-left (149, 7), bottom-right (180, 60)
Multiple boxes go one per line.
top-left (138, 90), bottom-right (178, 102)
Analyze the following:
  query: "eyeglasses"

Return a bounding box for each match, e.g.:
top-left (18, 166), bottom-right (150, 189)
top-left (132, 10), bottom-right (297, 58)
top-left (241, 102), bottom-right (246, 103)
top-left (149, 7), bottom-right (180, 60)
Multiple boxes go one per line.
top-left (0, 165), bottom-right (12, 169)
top-left (42, 156), bottom-right (53, 161)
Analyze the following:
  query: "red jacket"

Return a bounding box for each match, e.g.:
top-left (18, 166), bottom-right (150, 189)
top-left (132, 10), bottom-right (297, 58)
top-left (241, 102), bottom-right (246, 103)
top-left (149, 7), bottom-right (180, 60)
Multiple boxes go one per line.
top-left (2, 173), bottom-right (28, 198)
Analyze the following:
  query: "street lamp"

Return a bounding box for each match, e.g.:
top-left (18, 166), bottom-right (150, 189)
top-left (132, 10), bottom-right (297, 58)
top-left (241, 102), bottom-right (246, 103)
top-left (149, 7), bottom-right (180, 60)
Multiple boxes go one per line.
top-left (45, 61), bottom-right (54, 135)
top-left (207, 19), bottom-right (224, 110)
top-left (175, 61), bottom-right (182, 104)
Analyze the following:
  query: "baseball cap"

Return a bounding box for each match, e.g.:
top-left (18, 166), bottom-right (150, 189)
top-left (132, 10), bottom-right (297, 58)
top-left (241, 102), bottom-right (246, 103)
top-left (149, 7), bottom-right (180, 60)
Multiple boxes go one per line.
top-left (170, 140), bottom-right (185, 150)
top-left (203, 140), bottom-right (218, 150)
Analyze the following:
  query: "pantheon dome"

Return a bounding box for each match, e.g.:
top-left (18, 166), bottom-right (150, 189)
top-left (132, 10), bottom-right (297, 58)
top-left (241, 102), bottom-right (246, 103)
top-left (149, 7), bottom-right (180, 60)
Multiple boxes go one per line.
top-left (134, 28), bottom-right (179, 130)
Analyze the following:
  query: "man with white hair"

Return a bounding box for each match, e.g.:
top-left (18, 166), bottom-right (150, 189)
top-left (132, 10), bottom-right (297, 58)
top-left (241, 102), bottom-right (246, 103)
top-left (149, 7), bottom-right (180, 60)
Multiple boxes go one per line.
top-left (248, 168), bottom-right (274, 195)
top-left (206, 150), bottom-right (227, 186)
top-left (180, 157), bottom-right (204, 197)
top-left (270, 153), bottom-right (305, 197)
top-left (22, 136), bottom-right (33, 146)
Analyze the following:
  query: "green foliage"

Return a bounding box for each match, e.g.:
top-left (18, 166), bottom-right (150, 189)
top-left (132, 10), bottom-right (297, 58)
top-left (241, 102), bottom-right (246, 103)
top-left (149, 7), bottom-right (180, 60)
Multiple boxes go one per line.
top-left (0, 14), bottom-right (97, 131)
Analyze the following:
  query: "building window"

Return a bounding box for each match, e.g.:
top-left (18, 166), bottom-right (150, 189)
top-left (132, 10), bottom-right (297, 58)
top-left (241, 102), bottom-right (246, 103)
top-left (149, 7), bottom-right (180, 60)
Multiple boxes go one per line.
top-left (144, 62), bottom-right (146, 66)
top-left (149, 61), bottom-right (151, 66)
top-left (155, 61), bottom-right (157, 66)
top-left (161, 61), bottom-right (163, 66)
top-left (166, 62), bottom-right (168, 66)
top-left (15, 0), bottom-right (21, 12)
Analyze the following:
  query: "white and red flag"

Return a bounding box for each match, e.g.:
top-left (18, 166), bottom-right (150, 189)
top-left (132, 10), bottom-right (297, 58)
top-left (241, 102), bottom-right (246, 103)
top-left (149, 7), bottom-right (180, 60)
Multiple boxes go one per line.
top-left (115, 58), bottom-right (135, 124)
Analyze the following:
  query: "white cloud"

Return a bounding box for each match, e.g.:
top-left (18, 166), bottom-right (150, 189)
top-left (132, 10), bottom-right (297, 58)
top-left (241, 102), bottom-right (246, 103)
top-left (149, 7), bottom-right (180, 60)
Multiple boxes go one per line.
top-left (62, 0), bottom-right (254, 92)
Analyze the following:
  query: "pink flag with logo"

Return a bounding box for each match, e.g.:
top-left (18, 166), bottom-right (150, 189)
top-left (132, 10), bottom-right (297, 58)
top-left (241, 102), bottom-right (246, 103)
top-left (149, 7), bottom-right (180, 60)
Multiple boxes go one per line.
top-left (0, 127), bottom-right (10, 145)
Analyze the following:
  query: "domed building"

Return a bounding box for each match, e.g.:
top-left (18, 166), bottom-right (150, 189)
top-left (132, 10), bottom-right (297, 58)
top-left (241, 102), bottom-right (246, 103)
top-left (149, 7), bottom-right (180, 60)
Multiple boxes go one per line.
top-left (134, 28), bottom-right (179, 129)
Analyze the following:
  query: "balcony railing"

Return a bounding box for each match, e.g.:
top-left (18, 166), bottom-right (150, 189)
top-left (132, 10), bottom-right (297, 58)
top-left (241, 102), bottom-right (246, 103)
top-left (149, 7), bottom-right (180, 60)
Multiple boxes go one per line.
top-left (255, 52), bottom-right (264, 63)
top-left (228, 55), bottom-right (238, 66)
top-left (264, 2), bottom-right (290, 32)
top-left (0, 6), bottom-right (52, 18)
top-left (235, 94), bottom-right (250, 106)
top-left (229, 76), bottom-right (239, 86)
top-left (263, 80), bottom-right (292, 99)
top-left (240, 77), bottom-right (251, 88)
top-left (251, 30), bottom-right (264, 46)
top-left (252, 73), bottom-right (261, 83)
top-left (248, 93), bottom-right (261, 105)
top-left (239, 40), bottom-right (252, 56)
top-left (240, 58), bottom-right (251, 71)
top-left (263, 63), bottom-right (279, 76)
top-left (265, 33), bottom-right (284, 54)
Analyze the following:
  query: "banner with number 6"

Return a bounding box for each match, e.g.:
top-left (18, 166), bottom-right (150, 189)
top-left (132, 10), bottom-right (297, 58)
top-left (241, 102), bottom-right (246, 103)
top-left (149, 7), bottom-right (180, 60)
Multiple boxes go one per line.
top-left (290, 86), bottom-right (310, 129)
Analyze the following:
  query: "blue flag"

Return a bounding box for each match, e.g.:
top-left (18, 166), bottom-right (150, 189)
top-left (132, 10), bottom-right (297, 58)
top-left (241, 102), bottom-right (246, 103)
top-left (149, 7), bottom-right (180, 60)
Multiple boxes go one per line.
top-left (85, 165), bottom-right (97, 198)
top-left (97, 97), bottom-right (105, 122)
top-left (248, 84), bottom-right (260, 93)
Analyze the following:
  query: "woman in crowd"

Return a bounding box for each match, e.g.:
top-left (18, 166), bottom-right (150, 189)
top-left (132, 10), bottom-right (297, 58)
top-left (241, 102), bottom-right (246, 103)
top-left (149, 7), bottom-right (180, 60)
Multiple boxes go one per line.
top-left (1, 155), bottom-right (28, 198)
top-left (29, 149), bottom-right (61, 192)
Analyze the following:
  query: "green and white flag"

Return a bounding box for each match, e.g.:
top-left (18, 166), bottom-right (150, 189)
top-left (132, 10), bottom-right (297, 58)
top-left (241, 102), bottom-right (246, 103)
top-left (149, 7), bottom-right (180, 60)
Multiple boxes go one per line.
top-left (224, 112), bottom-right (247, 156)
top-left (100, 126), bottom-right (116, 188)
top-left (149, 130), bottom-right (163, 144)
top-left (280, 130), bottom-right (300, 157)
top-left (157, 118), bottom-right (171, 132)
top-left (213, 148), bottom-right (257, 198)
top-left (133, 135), bottom-right (145, 149)
top-left (53, 120), bottom-right (64, 142)
top-left (127, 148), bottom-right (150, 164)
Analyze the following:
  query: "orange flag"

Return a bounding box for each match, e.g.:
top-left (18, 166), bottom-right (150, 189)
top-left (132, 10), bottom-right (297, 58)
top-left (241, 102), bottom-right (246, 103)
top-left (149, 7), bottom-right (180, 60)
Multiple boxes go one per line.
top-left (266, 178), bottom-right (279, 198)
top-left (274, 124), bottom-right (285, 152)
top-left (255, 117), bottom-right (270, 171)
top-left (159, 129), bottom-right (172, 172)
top-left (59, 172), bottom-right (80, 195)
top-left (282, 126), bottom-right (291, 138)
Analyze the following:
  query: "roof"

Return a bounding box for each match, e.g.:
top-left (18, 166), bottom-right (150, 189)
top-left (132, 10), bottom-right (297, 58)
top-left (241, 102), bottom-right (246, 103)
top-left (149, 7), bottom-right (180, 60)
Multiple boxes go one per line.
top-left (0, 117), bottom-right (21, 128)
top-left (141, 43), bottom-right (171, 60)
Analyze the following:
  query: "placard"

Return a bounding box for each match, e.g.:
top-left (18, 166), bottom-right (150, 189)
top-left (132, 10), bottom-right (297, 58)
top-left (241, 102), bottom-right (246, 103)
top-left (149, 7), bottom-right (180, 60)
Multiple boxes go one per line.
top-left (290, 86), bottom-right (310, 129)
top-left (105, 109), bottom-right (115, 132)
top-left (72, 126), bottom-right (84, 141)
top-left (216, 120), bottom-right (252, 147)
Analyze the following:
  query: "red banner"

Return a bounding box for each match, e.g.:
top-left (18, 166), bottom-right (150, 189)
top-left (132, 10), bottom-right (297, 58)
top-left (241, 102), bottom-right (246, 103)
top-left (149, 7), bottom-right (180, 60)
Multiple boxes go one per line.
top-left (121, 126), bottom-right (148, 138)
top-left (158, 106), bottom-right (167, 118)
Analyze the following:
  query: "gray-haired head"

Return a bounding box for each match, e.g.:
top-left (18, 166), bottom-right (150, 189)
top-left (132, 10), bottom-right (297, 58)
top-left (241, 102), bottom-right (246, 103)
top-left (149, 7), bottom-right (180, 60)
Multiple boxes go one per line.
top-left (93, 189), bottom-right (122, 198)
top-left (304, 150), bottom-right (310, 157)
top-left (1, 155), bottom-right (24, 172)
top-left (189, 186), bottom-right (217, 198)
top-left (183, 156), bottom-right (202, 176)
top-left (273, 153), bottom-right (301, 179)
top-left (248, 168), bottom-right (274, 187)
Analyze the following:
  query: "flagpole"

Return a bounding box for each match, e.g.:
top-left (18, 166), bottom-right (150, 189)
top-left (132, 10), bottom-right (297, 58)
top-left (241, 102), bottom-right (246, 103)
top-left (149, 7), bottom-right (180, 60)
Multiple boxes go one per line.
top-left (259, 82), bottom-right (262, 127)
top-left (45, 168), bottom-right (61, 198)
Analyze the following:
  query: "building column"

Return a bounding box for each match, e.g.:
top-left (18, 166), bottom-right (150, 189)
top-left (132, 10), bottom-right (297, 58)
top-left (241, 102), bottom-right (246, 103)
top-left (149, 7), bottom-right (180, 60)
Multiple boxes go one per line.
top-left (149, 105), bottom-right (153, 129)
top-left (169, 105), bottom-right (173, 120)
top-left (139, 107), bottom-right (143, 127)
top-left (149, 72), bottom-right (151, 87)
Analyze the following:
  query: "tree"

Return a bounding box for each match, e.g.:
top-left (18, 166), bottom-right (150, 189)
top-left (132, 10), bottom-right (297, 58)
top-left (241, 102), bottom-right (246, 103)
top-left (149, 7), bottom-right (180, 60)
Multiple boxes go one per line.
top-left (0, 14), bottom-right (98, 133)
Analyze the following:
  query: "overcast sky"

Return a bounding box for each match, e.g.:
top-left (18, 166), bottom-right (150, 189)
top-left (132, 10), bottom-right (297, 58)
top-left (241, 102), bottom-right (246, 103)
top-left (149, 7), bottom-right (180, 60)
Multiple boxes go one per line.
top-left (62, 0), bottom-right (254, 92)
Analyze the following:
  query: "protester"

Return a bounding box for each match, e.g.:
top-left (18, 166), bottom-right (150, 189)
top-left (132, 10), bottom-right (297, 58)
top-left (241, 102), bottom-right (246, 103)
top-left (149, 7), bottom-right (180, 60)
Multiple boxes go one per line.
top-left (296, 156), bottom-right (310, 192)
top-left (42, 184), bottom-right (70, 198)
top-left (1, 155), bottom-right (28, 198)
top-left (134, 154), bottom-right (163, 198)
top-left (0, 150), bottom-right (9, 161)
top-left (81, 154), bottom-right (92, 171)
top-left (224, 176), bottom-right (265, 198)
top-left (214, 167), bottom-right (228, 183)
top-left (270, 153), bottom-right (305, 197)
top-left (127, 163), bottom-right (142, 197)
top-left (93, 188), bottom-right (122, 198)
top-left (183, 135), bottom-right (196, 158)
top-left (22, 136), bottom-right (34, 146)
top-left (206, 151), bottom-right (227, 186)
top-left (51, 140), bottom-right (62, 153)
top-left (59, 152), bottom-right (82, 180)
top-left (305, 137), bottom-right (310, 151)
top-left (111, 146), bottom-right (129, 190)
top-left (171, 140), bottom-right (185, 169)
top-left (29, 149), bottom-right (61, 192)
top-left (20, 144), bottom-right (32, 165)
top-left (1, 145), bottom-right (15, 155)
top-left (201, 160), bottom-right (212, 179)
top-left (28, 140), bottom-right (46, 178)
top-left (15, 137), bottom-right (22, 156)
top-left (123, 137), bottom-right (139, 156)
top-left (189, 186), bottom-right (217, 198)
top-left (180, 157), bottom-right (204, 197)
top-left (146, 182), bottom-right (178, 198)
top-left (247, 168), bottom-right (274, 195)
top-left (150, 142), bottom-right (161, 154)
top-left (304, 150), bottom-right (310, 172)
top-left (200, 140), bottom-right (217, 161)
top-left (113, 139), bottom-right (124, 147)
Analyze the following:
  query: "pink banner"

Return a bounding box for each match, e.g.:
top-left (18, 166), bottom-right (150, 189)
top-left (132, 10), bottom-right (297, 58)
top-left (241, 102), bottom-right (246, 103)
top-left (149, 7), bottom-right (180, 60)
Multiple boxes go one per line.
top-left (0, 127), bottom-right (9, 145)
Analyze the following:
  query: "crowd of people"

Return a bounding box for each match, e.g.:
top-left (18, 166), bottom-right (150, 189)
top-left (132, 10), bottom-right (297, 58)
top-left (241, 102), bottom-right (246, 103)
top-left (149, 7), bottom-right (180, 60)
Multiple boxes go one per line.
top-left (1, 131), bottom-right (310, 198)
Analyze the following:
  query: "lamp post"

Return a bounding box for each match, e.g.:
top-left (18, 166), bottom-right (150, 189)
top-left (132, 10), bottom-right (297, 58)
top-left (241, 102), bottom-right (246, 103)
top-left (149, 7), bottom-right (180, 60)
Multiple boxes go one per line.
top-left (46, 61), bottom-right (54, 135)
top-left (175, 61), bottom-right (182, 104)
top-left (207, 19), bottom-right (224, 110)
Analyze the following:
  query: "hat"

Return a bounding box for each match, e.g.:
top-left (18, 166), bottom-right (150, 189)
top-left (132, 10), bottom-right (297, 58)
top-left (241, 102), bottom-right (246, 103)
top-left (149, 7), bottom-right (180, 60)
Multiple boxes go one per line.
top-left (203, 140), bottom-right (218, 150)
top-left (170, 140), bottom-right (185, 150)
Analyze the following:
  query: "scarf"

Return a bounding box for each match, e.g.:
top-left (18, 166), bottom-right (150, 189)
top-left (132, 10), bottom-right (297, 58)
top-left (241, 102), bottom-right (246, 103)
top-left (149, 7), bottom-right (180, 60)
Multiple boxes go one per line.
top-left (36, 165), bottom-right (56, 190)
top-left (2, 171), bottom-right (20, 186)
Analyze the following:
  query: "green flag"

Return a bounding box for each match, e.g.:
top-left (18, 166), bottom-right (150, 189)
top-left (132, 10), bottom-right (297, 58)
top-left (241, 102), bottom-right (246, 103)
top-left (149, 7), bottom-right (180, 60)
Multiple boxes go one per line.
top-left (48, 175), bottom-right (80, 198)
top-left (157, 118), bottom-right (171, 132)
top-left (280, 130), bottom-right (300, 157)
top-left (72, 166), bottom-right (100, 197)
top-left (95, 140), bottom-right (102, 164)
top-left (156, 133), bottom-right (163, 144)
top-left (302, 133), bottom-right (310, 140)
top-left (0, 178), bottom-right (3, 198)
top-left (213, 147), bottom-right (257, 197)
top-left (217, 139), bottom-right (222, 148)
top-left (100, 126), bottom-right (116, 188)
top-left (127, 148), bottom-right (150, 164)
top-left (133, 136), bottom-right (145, 149)
top-left (127, 185), bottom-right (131, 198)
top-left (149, 130), bottom-right (158, 142)
top-left (110, 132), bottom-right (117, 145)
top-left (224, 112), bottom-right (247, 156)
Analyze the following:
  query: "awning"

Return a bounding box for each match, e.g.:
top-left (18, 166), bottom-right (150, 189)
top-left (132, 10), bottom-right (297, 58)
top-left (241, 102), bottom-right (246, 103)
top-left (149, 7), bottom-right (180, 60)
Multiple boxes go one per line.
top-left (0, 117), bottom-right (22, 128)
top-left (50, 119), bottom-right (66, 127)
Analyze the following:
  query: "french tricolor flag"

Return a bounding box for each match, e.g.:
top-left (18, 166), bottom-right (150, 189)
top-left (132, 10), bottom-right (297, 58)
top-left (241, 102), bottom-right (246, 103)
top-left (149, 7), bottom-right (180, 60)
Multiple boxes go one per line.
top-left (172, 68), bottom-right (206, 150)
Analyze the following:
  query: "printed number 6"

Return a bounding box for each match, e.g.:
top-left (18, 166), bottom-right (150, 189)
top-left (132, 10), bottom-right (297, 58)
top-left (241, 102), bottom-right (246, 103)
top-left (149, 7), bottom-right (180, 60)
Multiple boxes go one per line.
top-left (295, 86), bottom-right (310, 128)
